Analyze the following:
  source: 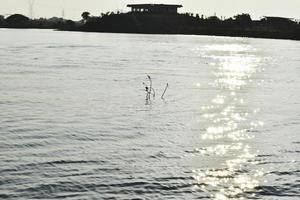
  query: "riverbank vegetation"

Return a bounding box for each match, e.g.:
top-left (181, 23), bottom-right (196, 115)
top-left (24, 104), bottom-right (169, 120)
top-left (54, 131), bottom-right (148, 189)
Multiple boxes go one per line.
top-left (1, 11), bottom-right (299, 40)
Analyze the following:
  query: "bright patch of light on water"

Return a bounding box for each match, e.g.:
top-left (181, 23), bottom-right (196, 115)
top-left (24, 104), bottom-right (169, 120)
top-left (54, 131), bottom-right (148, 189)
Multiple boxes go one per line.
top-left (192, 40), bottom-right (267, 199)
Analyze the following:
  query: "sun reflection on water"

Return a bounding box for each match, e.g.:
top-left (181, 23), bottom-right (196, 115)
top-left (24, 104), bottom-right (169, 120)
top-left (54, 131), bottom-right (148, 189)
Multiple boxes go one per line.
top-left (192, 42), bottom-right (264, 199)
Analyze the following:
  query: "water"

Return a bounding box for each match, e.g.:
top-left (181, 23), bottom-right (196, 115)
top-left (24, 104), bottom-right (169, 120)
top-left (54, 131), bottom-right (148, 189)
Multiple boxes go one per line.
top-left (0, 29), bottom-right (299, 199)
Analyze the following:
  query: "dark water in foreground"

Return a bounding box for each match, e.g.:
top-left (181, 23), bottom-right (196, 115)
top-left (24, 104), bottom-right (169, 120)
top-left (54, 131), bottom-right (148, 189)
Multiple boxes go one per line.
top-left (0, 29), bottom-right (299, 199)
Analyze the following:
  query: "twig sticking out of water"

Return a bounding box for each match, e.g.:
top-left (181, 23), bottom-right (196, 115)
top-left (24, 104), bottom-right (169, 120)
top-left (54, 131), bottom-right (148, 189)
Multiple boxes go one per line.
top-left (143, 82), bottom-right (150, 100)
top-left (144, 75), bottom-right (156, 100)
top-left (151, 88), bottom-right (155, 98)
top-left (143, 75), bottom-right (166, 101)
top-left (147, 75), bottom-right (152, 100)
top-left (161, 83), bottom-right (169, 99)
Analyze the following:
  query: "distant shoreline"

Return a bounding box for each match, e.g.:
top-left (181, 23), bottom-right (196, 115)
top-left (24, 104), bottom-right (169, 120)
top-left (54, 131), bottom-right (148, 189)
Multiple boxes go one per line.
top-left (66, 29), bottom-right (300, 41)
top-left (1, 13), bottom-right (300, 41)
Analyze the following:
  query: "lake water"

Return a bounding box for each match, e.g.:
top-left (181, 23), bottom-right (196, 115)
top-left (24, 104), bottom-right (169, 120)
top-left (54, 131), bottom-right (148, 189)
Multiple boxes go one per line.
top-left (0, 29), bottom-right (299, 199)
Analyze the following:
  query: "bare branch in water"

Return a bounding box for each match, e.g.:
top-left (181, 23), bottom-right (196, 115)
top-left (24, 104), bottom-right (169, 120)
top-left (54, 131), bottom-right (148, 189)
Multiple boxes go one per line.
top-left (143, 76), bottom-right (167, 101)
top-left (151, 88), bottom-right (155, 98)
top-left (147, 75), bottom-right (152, 100)
top-left (143, 82), bottom-right (150, 100)
top-left (161, 83), bottom-right (169, 99)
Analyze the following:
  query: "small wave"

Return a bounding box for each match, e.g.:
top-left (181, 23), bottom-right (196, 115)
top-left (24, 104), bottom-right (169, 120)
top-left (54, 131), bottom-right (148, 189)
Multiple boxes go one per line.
top-left (281, 150), bottom-right (300, 154)
top-left (256, 185), bottom-right (300, 197)
top-left (269, 170), bottom-right (300, 176)
top-left (47, 64), bottom-right (81, 68)
top-left (45, 45), bottom-right (102, 49)
top-left (0, 194), bottom-right (10, 199)
top-left (9, 179), bottom-right (195, 199)
top-left (148, 151), bottom-right (181, 159)
top-left (257, 154), bottom-right (275, 158)
top-left (154, 176), bottom-right (192, 182)
top-left (257, 161), bottom-right (288, 165)
top-left (14, 160), bottom-right (105, 170)
top-left (46, 160), bottom-right (102, 165)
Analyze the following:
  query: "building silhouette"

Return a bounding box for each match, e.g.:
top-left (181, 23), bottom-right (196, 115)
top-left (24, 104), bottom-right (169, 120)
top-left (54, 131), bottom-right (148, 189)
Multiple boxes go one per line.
top-left (261, 16), bottom-right (294, 24)
top-left (127, 4), bottom-right (182, 14)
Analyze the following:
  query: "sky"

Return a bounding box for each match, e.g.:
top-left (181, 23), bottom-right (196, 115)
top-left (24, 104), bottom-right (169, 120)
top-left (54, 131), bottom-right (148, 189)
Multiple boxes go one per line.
top-left (1, 0), bottom-right (300, 20)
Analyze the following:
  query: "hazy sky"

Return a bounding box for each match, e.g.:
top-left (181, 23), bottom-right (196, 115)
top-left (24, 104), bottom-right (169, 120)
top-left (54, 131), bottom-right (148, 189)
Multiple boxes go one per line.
top-left (1, 0), bottom-right (300, 20)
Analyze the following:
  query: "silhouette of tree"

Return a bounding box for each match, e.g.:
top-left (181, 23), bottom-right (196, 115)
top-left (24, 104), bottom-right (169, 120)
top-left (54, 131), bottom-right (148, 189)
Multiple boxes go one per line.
top-left (207, 16), bottom-right (220, 23)
top-left (64, 19), bottom-right (76, 30)
top-left (224, 17), bottom-right (234, 24)
top-left (0, 15), bottom-right (4, 27)
top-left (234, 13), bottom-right (252, 27)
top-left (5, 14), bottom-right (30, 28)
top-left (81, 12), bottom-right (90, 20)
top-left (6, 14), bottom-right (29, 23)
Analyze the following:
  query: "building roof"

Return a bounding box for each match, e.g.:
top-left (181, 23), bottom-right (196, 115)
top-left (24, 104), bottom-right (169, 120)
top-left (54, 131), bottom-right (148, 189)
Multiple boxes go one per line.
top-left (262, 16), bottom-right (294, 20)
top-left (127, 4), bottom-right (183, 8)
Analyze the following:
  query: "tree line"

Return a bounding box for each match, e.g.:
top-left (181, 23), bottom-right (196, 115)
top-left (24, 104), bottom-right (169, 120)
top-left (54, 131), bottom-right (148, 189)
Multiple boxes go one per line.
top-left (1, 12), bottom-right (299, 40)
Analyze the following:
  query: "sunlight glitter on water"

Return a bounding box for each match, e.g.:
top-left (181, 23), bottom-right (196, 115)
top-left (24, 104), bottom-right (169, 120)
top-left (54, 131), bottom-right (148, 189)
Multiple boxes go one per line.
top-left (193, 42), bottom-right (265, 199)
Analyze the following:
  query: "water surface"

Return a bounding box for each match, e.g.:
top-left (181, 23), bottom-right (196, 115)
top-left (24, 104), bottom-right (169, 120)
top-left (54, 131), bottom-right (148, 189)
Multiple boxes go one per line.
top-left (0, 29), bottom-right (300, 199)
